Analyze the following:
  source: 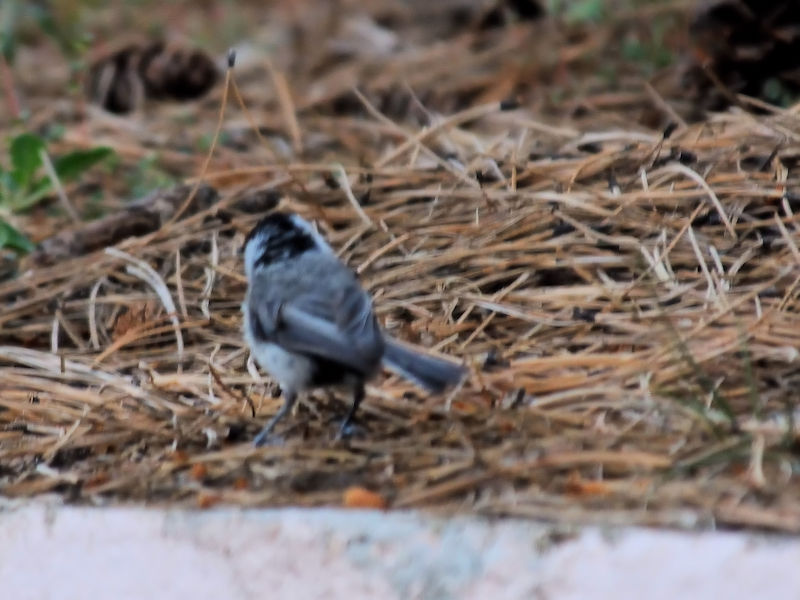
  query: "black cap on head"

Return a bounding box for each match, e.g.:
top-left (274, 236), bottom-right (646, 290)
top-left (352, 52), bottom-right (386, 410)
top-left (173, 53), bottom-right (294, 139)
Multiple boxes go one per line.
top-left (244, 212), bottom-right (318, 267)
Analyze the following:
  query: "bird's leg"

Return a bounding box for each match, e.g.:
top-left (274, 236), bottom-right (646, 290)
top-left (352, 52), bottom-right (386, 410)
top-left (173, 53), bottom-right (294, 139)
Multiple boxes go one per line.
top-left (337, 382), bottom-right (364, 439)
top-left (253, 389), bottom-right (297, 446)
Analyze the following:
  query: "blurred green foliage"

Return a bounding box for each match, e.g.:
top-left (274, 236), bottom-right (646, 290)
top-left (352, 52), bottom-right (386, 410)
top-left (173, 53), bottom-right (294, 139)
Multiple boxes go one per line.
top-left (549, 0), bottom-right (606, 23)
top-left (0, 132), bottom-right (113, 252)
top-left (2, 0), bottom-right (91, 60)
top-left (125, 154), bottom-right (176, 199)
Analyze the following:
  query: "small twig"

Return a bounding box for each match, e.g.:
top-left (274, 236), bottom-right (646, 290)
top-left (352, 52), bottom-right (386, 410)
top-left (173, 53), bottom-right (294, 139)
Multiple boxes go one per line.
top-left (0, 52), bottom-right (21, 120)
top-left (209, 361), bottom-right (256, 418)
top-left (265, 58), bottom-right (302, 154)
top-left (39, 148), bottom-right (80, 223)
top-left (650, 162), bottom-right (737, 239)
top-left (164, 51), bottom-right (235, 228)
top-left (333, 164), bottom-right (373, 227)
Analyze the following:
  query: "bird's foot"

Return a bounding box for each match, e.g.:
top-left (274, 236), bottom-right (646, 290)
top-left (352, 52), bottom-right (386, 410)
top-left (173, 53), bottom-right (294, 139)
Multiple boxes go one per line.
top-left (252, 427), bottom-right (285, 447)
top-left (335, 419), bottom-right (365, 440)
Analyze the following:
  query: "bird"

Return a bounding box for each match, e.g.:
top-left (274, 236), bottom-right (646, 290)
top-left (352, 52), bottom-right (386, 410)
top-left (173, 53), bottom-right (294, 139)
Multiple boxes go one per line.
top-left (241, 211), bottom-right (466, 446)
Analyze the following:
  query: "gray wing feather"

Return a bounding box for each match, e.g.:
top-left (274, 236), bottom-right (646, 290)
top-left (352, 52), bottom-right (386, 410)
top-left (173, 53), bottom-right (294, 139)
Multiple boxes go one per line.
top-left (253, 282), bottom-right (384, 375)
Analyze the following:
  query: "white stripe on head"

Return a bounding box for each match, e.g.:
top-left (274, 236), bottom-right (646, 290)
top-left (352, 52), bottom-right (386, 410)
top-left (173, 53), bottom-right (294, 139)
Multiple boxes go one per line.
top-left (289, 214), bottom-right (333, 255)
top-left (243, 212), bottom-right (334, 279)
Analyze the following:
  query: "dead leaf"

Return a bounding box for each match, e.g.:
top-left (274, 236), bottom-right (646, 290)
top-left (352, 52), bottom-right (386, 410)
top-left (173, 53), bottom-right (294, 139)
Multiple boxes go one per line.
top-left (112, 300), bottom-right (160, 340)
top-left (343, 486), bottom-right (387, 509)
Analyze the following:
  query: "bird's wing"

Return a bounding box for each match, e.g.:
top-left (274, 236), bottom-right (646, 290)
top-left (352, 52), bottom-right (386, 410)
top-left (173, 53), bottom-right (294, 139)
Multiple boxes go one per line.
top-left (250, 281), bottom-right (384, 374)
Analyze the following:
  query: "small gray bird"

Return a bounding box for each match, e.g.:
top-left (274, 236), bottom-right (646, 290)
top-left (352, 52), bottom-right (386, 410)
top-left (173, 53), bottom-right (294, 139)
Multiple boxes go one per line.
top-left (242, 212), bottom-right (466, 446)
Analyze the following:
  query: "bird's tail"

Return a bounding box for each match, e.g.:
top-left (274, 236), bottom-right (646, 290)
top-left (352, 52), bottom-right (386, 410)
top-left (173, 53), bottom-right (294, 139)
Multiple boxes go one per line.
top-left (382, 337), bottom-right (466, 393)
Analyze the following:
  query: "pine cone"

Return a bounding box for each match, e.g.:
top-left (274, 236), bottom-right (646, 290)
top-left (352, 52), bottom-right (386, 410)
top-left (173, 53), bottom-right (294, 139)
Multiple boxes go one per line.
top-left (87, 40), bottom-right (219, 114)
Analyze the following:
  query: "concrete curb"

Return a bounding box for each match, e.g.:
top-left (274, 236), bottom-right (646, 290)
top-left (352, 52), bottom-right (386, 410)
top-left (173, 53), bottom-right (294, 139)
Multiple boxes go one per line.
top-left (1, 502), bottom-right (799, 599)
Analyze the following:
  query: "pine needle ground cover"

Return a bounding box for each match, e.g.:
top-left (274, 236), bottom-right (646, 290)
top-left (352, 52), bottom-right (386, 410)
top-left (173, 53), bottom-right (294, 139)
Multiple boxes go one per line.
top-left (1, 1), bottom-right (799, 532)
